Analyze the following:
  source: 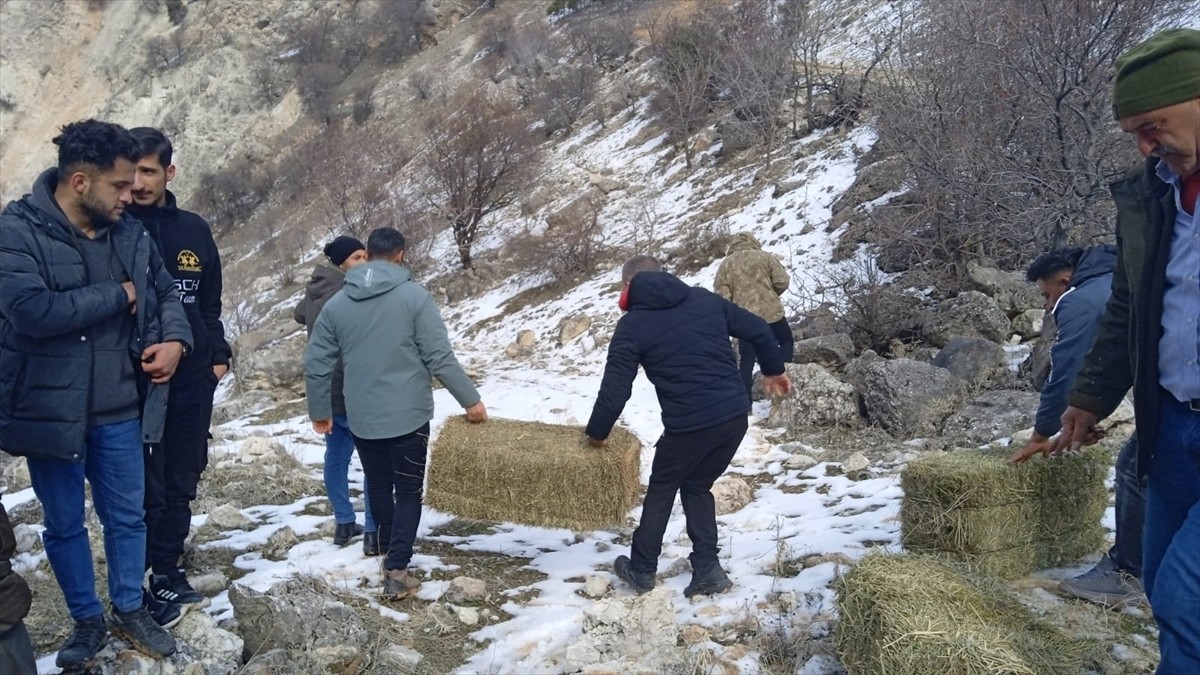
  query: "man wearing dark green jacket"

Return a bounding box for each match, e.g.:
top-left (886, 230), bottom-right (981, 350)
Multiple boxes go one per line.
top-left (1055, 29), bottom-right (1200, 673)
top-left (305, 227), bottom-right (486, 600)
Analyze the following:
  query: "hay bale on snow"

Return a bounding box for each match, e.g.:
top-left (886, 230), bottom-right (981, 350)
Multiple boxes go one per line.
top-left (427, 417), bottom-right (641, 531)
top-left (836, 553), bottom-right (1088, 675)
top-left (901, 447), bottom-right (1108, 578)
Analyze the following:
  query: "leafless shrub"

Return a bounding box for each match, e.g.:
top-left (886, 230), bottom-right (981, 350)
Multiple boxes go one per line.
top-left (564, 10), bottom-right (637, 68)
top-left (504, 23), bottom-right (554, 78)
top-left (648, 9), bottom-right (724, 169)
top-left (193, 158), bottom-right (271, 236)
top-left (251, 60), bottom-right (284, 106)
top-left (409, 71), bottom-right (438, 101)
top-left (297, 62), bottom-right (344, 123)
top-left (713, 0), bottom-right (792, 167)
top-left (351, 83), bottom-right (376, 124)
top-left (146, 31), bottom-right (185, 70)
top-left (292, 129), bottom-right (408, 242)
top-left (534, 64), bottom-right (598, 135)
top-left (512, 201), bottom-right (611, 283)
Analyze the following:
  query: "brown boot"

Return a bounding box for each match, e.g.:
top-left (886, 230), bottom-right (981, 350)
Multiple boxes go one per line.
top-left (382, 569), bottom-right (421, 600)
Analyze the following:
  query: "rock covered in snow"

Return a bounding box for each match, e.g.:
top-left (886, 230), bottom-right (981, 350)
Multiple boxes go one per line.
top-left (174, 610), bottom-right (243, 675)
top-left (378, 645), bottom-right (424, 671)
top-left (784, 454), bottom-right (818, 471)
top-left (562, 588), bottom-right (684, 674)
top-left (841, 453), bottom-right (870, 475)
top-left (583, 574), bottom-right (610, 598)
top-left (710, 476), bottom-right (753, 515)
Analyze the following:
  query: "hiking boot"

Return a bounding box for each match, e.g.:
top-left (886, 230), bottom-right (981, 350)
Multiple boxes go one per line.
top-left (685, 564), bottom-right (733, 598)
top-left (150, 569), bottom-right (204, 605)
top-left (143, 589), bottom-right (186, 629)
top-left (333, 521), bottom-right (364, 546)
top-left (110, 606), bottom-right (176, 659)
top-left (613, 555), bottom-right (655, 594)
top-left (382, 568), bottom-right (422, 600)
top-left (363, 531), bottom-right (381, 557)
top-left (55, 615), bottom-right (107, 670)
top-left (1060, 557), bottom-right (1143, 607)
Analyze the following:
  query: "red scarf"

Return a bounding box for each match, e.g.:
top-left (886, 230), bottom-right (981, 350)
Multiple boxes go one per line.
top-left (618, 285), bottom-right (631, 312)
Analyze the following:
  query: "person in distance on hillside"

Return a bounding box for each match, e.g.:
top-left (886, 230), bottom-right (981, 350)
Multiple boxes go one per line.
top-left (305, 227), bottom-right (487, 600)
top-left (126, 127), bottom-right (231, 622)
top-left (586, 255), bottom-right (791, 598)
top-left (713, 232), bottom-right (793, 399)
top-left (0, 119), bottom-right (189, 667)
top-left (1052, 28), bottom-right (1200, 674)
top-left (295, 235), bottom-right (379, 556)
top-left (1009, 246), bottom-right (1145, 607)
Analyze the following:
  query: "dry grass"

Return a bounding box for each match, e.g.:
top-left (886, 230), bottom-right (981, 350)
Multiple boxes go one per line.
top-left (836, 553), bottom-right (1092, 675)
top-left (427, 417), bottom-right (642, 531)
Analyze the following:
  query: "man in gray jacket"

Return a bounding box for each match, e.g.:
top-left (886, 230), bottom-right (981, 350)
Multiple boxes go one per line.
top-left (0, 119), bottom-right (189, 667)
top-left (305, 227), bottom-right (486, 599)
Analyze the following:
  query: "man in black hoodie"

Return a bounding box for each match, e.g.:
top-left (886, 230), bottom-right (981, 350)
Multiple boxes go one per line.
top-left (127, 128), bottom-right (231, 610)
top-left (586, 256), bottom-right (791, 597)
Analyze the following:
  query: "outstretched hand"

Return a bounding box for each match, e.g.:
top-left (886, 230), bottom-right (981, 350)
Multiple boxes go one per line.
top-left (762, 373), bottom-right (792, 398)
top-left (1008, 432), bottom-right (1055, 464)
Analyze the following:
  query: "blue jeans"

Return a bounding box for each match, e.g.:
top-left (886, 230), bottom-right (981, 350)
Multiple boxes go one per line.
top-left (27, 419), bottom-right (146, 619)
top-left (326, 415), bottom-right (374, 532)
top-left (1143, 394), bottom-right (1200, 674)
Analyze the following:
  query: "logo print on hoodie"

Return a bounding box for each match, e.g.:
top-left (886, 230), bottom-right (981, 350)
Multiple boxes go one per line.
top-left (177, 249), bottom-right (202, 272)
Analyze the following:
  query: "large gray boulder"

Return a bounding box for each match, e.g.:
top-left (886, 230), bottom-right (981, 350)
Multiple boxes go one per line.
top-left (932, 337), bottom-right (1008, 388)
top-left (923, 291), bottom-right (1012, 347)
top-left (767, 363), bottom-right (860, 429)
top-left (792, 333), bottom-right (855, 369)
top-left (963, 262), bottom-right (1042, 315)
top-left (235, 322), bottom-right (306, 397)
top-left (942, 390), bottom-right (1041, 445)
top-left (229, 578), bottom-right (369, 659)
top-left (856, 359), bottom-right (968, 437)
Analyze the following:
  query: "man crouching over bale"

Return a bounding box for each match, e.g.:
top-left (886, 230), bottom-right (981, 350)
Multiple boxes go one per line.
top-left (585, 255), bottom-right (792, 597)
top-left (305, 227), bottom-right (488, 600)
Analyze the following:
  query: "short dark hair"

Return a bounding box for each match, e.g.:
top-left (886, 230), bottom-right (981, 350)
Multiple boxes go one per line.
top-left (367, 227), bottom-right (407, 259)
top-left (1025, 247), bottom-right (1084, 282)
top-left (621, 255), bottom-right (661, 283)
top-left (53, 119), bottom-right (140, 175)
top-left (128, 126), bottom-right (173, 167)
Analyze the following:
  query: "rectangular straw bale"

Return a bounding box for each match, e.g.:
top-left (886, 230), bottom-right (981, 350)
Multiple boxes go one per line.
top-left (426, 416), bottom-right (642, 531)
top-left (836, 553), bottom-right (1089, 675)
top-left (901, 447), bottom-right (1110, 578)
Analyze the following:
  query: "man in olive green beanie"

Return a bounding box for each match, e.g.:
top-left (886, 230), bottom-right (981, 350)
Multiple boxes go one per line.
top-left (1056, 27), bottom-right (1200, 675)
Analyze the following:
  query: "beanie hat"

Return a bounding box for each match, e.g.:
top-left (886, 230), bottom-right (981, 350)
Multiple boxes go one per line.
top-left (1112, 28), bottom-right (1200, 119)
top-left (323, 235), bottom-right (365, 266)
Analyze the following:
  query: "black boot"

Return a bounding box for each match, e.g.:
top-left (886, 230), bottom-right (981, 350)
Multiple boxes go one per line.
top-left (613, 555), bottom-right (655, 594)
top-left (333, 522), bottom-right (364, 546)
top-left (363, 531), bottom-right (381, 557)
top-left (55, 615), bottom-right (107, 670)
top-left (110, 605), bottom-right (176, 658)
top-left (684, 564), bottom-right (732, 598)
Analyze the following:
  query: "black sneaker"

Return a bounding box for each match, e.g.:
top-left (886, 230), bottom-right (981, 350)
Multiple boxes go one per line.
top-left (55, 615), bottom-right (107, 670)
top-left (684, 564), bottom-right (732, 598)
top-left (143, 588), bottom-right (187, 629)
top-left (334, 521), bottom-right (365, 546)
top-left (110, 606), bottom-right (176, 658)
top-left (613, 555), bottom-right (655, 594)
top-left (151, 570), bottom-right (204, 605)
top-left (363, 531), bottom-right (381, 557)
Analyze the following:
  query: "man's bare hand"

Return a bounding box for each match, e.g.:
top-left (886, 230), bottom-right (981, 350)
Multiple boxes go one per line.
top-left (1053, 406), bottom-right (1105, 453)
top-left (465, 401), bottom-right (488, 423)
top-left (141, 341), bottom-right (184, 383)
top-left (587, 435), bottom-right (606, 448)
top-left (312, 419), bottom-right (333, 435)
top-left (213, 363), bottom-right (229, 380)
top-left (1009, 432), bottom-right (1055, 464)
top-left (762, 373), bottom-right (792, 398)
top-left (122, 281), bottom-right (137, 314)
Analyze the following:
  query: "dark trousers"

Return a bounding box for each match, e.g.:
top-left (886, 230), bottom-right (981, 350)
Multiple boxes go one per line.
top-left (0, 621), bottom-right (36, 675)
top-left (1109, 435), bottom-right (1146, 575)
top-left (738, 318), bottom-right (794, 396)
top-left (354, 424), bottom-right (430, 572)
top-left (1143, 394), bottom-right (1200, 674)
top-left (629, 415), bottom-right (749, 575)
top-left (144, 374), bottom-right (216, 575)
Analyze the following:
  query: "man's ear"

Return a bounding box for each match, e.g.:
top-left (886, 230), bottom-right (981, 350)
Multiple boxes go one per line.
top-left (165, 164), bottom-right (176, 183)
top-left (69, 171), bottom-right (90, 195)
top-left (395, 250), bottom-right (406, 265)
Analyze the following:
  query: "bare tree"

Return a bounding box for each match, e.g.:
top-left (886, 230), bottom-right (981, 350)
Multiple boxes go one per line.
top-left (421, 91), bottom-right (541, 269)
top-left (649, 10), bottom-right (723, 170)
top-left (871, 0), bottom-right (1191, 274)
top-left (714, 0), bottom-right (792, 167)
top-left (779, 0), bottom-right (858, 136)
top-left (293, 130), bottom-right (407, 241)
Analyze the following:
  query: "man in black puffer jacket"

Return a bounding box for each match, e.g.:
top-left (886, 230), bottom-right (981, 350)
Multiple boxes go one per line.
top-left (586, 256), bottom-right (791, 597)
top-left (0, 119), bottom-right (189, 668)
top-left (127, 128), bottom-right (231, 611)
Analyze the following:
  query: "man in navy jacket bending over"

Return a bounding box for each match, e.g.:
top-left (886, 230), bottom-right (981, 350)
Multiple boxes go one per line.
top-left (586, 255), bottom-right (792, 597)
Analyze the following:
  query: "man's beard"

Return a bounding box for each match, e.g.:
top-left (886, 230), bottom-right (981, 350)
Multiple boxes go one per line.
top-left (81, 191), bottom-right (120, 227)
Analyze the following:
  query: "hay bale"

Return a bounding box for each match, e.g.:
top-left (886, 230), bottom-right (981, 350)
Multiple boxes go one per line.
top-left (836, 553), bottom-right (1088, 675)
top-left (901, 447), bottom-right (1108, 578)
top-left (427, 417), bottom-right (641, 531)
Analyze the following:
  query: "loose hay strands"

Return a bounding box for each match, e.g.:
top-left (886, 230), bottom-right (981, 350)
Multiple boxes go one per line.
top-left (426, 417), bottom-right (641, 531)
top-left (901, 447), bottom-right (1109, 578)
top-left (836, 553), bottom-right (1089, 675)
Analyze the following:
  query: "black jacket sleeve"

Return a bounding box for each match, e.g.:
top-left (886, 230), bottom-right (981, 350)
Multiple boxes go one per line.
top-left (149, 237), bottom-right (192, 349)
top-left (200, 222), bottom-right (231, 366)
top-left (725, 299), bottom-right (785, 376)
top-left (585, 318), bottom-right (640, 441)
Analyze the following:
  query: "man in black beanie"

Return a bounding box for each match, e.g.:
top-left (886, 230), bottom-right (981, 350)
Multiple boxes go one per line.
top-left (295, 235), bottom-right (377, 554)
top-left (1054, 28), bottom-right (1200, 673)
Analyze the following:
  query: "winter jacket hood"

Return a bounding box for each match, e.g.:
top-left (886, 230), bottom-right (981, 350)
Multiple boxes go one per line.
top-left (1069, 245), bottom-right (1118, 291)
top-left (727, 231), bottom-right (763, 254)
top-left (627, 270), bottom-right (690, 310)
top-left (343, 260), bottom-right (410, 301)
